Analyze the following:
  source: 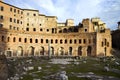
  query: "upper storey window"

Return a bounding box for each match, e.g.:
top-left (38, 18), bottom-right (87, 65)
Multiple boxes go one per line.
top-left (33, 14), bottom-right (36, 16)
top-left (10, 8), bottom-right (12, 12)
top-left (10, 18), bottom-right (12, 22)
top-left (0, 15), bottom-right (3, 19)
top-left (18, 10), bottom-right (20, 14)
top-left (14, 9), bottom-right (16, 13)
top-left (21, 11), bottom-right (23, 15)
top-left (0, 6), bottom-right (4, 11)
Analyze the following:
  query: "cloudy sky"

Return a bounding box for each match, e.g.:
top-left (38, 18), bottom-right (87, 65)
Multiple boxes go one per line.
top-left (4, 0), bottom-right (120, 30)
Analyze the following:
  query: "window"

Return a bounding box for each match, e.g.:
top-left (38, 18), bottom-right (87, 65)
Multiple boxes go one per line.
top-left (24, 38), bottom-right (27, 43)
top-left (55, 39), bottom-right (58, 43)
top-left (17, 27), bottom-right (19, 30)
top-left (13, 37), bottom-right (16, 42)
top-left (10, 18), bottom-right (12, 22)
top-left (17, 20), bottom-right (19, 24)
top-left (33, 14), bottom-right (36, 16)
top-left (47, 29), bottom-right (49, 32)
top-left (74, 39), bottom-right (77, 44)
top-left (60, 39), bottom-right (62, 44)
top-left (51, 39), bottom-right (53, 44)
top-left (65, 39), bottom-right (67, 44)
top-left (7, 37), bottom-right (10, 42)
top-left (0, 15), bottom-right (3, 19)
top-left (52, 28), bottom-right (54, 33)
top-left (18, 10), bottom-right (20, 14)
top-left (83, 39), bottom-right (86, 44)
top-left (27, 23), bottom-right (29, 26)
top-left (26, 28), bottom-right (29, 31)
top-left (1, 36), bottom-right (4, 41)
top-left (30, 38), bottom-right (32, 43)
top-left (35, 39), bottom-right (38, 43)
top-left (13, 27), bottom-right (16, 30)
top-left (33, 28), bottom-right (36, 31)
top-left (79, 39), bottom-right (81, 44)
top-left (102, 42), bottom-right (104, 47)
top-left (19, 38), bottom-right (21, 42)
top-left (0, 6), bottom-right (4, 11)
top-left (46, 39), bottom-right (48, 43)
top-left (85, 29), bottom-right (87, 32)
top-left (21, 21), bottom-right (22, 24)
top-left (9, 25), bottom-right (12, 29)
top-left (41, 39), bottom-right (43, 43)
top-left (21, 11), bottom-right (23, 15)
top-left (14, 19), bottom-right (16, 23)
top-left (40, 28), bottom-right (43, 31)
top-left (14, 9), bottom-right (16, 13)
top-left (10, 8), bottom-right (12, 12)
top-left (70, 39), bottom-right (72, 44)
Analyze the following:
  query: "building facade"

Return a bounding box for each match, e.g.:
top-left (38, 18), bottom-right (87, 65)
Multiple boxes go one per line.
top-left (0, 0), bottom-right (112, 57)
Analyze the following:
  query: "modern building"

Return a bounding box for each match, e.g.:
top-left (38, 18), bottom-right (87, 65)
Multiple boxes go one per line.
top-left (0, 0), bottom-right (112, 57)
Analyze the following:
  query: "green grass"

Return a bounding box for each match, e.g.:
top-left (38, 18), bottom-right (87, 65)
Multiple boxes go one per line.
top-left (9, 57), bottom-right (120, 80)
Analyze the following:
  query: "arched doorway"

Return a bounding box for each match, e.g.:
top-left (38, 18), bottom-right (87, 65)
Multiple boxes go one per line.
top-left (50, 47), bottom-right (54, 56)
top-left (28, 46), bottom-right (34, 56)
top-left (58, 47), bottom-right (64, 55)
top-left (69, 47), bottom-right (72, 55)
top-left (78, 46), bottom-right (82, 56)
top-left (87, 46), bottom-right (92, 56)
top-left (40, 47), bottom-right (44, 56)
top-left (17, 46), bottom-right (23, 56)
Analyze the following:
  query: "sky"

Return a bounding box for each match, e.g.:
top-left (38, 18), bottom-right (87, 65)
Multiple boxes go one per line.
top-left (4, 0), bottom-right (120, 30)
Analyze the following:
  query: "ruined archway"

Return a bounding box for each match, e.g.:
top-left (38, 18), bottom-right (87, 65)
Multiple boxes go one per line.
top-left (78, 46), bottom-right (82, 56)
top-left (87, 46), bottom-right (92, 56)
top-left (28, 46), bottom-right (34, 56)
top-left (58, 47), bottom-right (64, 55)
top-left (69, 47), bottom-right (72, 55)
top-left (50, 47), bottom-right (54, 56)
top-left (17, 46), bottom-right (23, 57)
top-left (40, 46), bottom-right (44, 56)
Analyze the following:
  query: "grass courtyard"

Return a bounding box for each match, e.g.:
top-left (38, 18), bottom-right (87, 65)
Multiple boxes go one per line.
top-left (7, 56), bottom-right (120, 80)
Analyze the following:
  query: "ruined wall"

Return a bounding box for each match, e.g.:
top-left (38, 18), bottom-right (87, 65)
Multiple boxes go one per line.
top-left (96, 29), bottom-right (112, 56)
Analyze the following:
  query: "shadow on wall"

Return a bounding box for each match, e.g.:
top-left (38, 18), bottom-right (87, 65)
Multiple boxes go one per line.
top-left (0, 30), bottom-right (8, 79)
